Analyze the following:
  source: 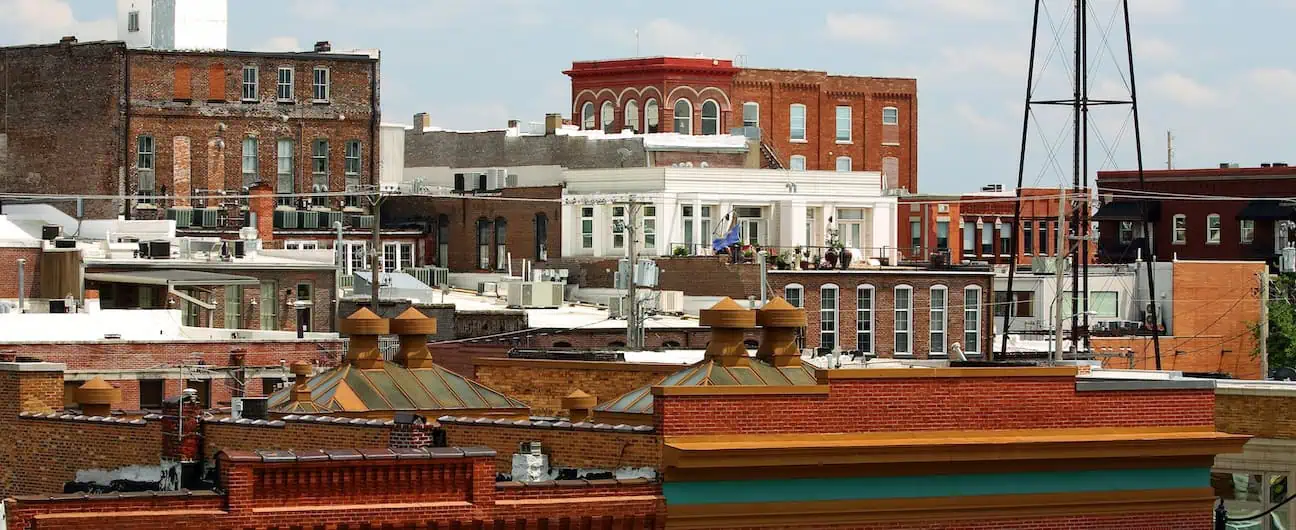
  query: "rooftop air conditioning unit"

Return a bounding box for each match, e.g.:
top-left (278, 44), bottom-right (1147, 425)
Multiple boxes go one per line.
top-left (477, 281), bottom-right (499, 297)
top-left (506, 281), bottom-right (563, 309)
top-left (350, 215), bottom-right (375, 229)
top-left (167, 207), bottom-right (194, 228)
top-left (656, 290), bottom-right (684, 315)
top-left (323, 211), bottom-right (344, 229)
top-left (486, 168), bottom-right (508, 190)
top-left (301, 210), bottom-right (321, 229)
top-left (607, 295), bottom-right (626, 319)
top-left (274, 210), bottom-right (300, 229)
top-left (199, 208), bottom-right (221, 228)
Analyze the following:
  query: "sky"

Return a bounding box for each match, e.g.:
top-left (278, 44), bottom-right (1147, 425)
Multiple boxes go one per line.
top-left (3, 0), bottom-right (1295, 195)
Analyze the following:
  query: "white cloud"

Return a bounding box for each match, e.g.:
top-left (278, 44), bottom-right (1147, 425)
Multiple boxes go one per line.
top-left (1136, 36), bottom-right (1177, 62)
top-left (1148, 72), bottom-right (1219, 107)
top-left (954, 102), bottom-right (1008, 133)
top-left (1245, 68), bottom-right (1296, 98)
top-left (1090, 0), bottom-right (1181, 18)
top-left (937, 45), bottom-right (1026, 77)
top-left (825, 12), bottom-right (898, 44)
top-left (256, 36), bottom-right (301, 52)
top-left (913, 0), bottom-right (1014, 21)
top-left (605, 18), bottom-right (744, 59)
top-left (0, 0), bottom-right (115, 45)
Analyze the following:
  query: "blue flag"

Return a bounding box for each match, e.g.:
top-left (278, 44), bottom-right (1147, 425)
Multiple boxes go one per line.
top-left (712, 224), bottom-right (741, 252)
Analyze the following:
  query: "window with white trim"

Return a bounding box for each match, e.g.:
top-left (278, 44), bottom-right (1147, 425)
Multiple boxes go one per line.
top-left (128, 10), bottom-right (140, 32)
top-left (820, 284), bottom-right (838, 350)
top-left (581, 102), bottom-right (595, 130)
top-left (673, 99), bottom-right (693, 135)
top-left (241, 65), bottom-right (258, 101)
top-left (601, 101), bottom-right (615, 133)
top-left (344, 242), bottom-right (367, 274)
top-left (241, 137), bottom-right (258, 188)
top-left (344, 140), bottom-right (361, 208)
top-left (1207, 214), bottom-right (1222, 244)
top-left (790, 104), bottom-right (806, 141)
top-left (310, 139), bottom-right (328, 207)
top-left (625, 100), bottom-right (640, 132)
top-left (284, 240), bottom-right (320, 250)
top-left (581, 207), bottom-right (594, 249)
top-left (857, 285), bottom-right (873, 354)
top-left (701, 100), bottom-right (720, 135)
top-left (789, 155), bottom-right (806, 171)
top-left (276, 139), bottom-right (294, 205)
top-left (612, 206), bottom-right (626, 249)
top-left (895, 285), bottom-right (913, 355)
top-left (836, 156), bottom-right (852, 172)
top-left (784, 284), bottom-right (803, 308)
top-left (476, 219), bottom-right (491, 270)
top-left (276, 66), bottom-right (294, 102)
top-left (964, 286), bottom-right (981, 354)
top-left (682, 205), bottom-right (695, 252)
top-left (742, 102), bottom-right (759, 128)
top-left (882, 106), bottom-right (899, 125)
top-left (494, 218), bottom-right (507, 271)
top-left (930, 286), bottom-right (947, 355)
top-left (1241, 219), bottom-right (1255, 244)
top-left (1172, 214), bottom-right (1187, 244)
top-left (642, 205), bottom-right (657, 249)
top-left (835, 105), bottom-right (852, 142)
top-left (1023, 222), bottom-right (1034, 255)
top-left (312, 66), bottom-right (330, 102)
top-left (136, 135), bottom-right (155, 203)
top-left (645, 99), bottom-right (659, 133)
top-left (963, 221), bottom-right (975, 256)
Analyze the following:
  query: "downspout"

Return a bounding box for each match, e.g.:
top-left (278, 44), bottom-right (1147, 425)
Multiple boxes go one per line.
top-left (123, 47), bottom-right (132, 220)
top-left (369, 55), bottom-right (379, 196)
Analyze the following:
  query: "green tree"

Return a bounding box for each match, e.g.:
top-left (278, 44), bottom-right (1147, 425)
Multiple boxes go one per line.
top-left (1257, 275), bottom-right (1296, 372)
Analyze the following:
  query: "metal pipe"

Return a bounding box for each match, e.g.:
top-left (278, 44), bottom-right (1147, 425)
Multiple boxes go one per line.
top-left (16, 258), bottom-right (25, 313)
top-left (758, 251), bottom-right (768, 306)
top-left (334, 221), bottom-right (343, 331)
top-left (1123, 0), bottom-right (1163, 369)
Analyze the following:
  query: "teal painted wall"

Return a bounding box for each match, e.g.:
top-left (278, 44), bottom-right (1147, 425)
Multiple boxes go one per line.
top-left (664, 467), bottom-right (1209, 505)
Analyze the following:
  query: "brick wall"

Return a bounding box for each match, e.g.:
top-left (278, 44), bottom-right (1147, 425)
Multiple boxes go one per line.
top-left (649, 150), bottom-right (749, 169)
top-left (711, 513), bottom-right (1209, 529)
top-left (200, 420), bottom-right (392, 461)
top-left (1216, 392), bottom-right (1296, 438)
top-left (0, 246), bottom-right (41, 299)
top-left (654, 375), bottom-right (1216, 436)
top-left (382, 187), bottom-right (563, 272)
top-left (0, 339), bottom-right (341, 371)
top-left (472, 358), bottom-right (680, 415)
top-left (0, 41), bottom-right (126, 219)
top-left (442, 422), bottom-right (660, 474)
top-left (124, 50), bottom-right (377, 213)
top-left (770, 271), bottom-right (994, 357)
top-left (548, 256), bottom-right (763, 297)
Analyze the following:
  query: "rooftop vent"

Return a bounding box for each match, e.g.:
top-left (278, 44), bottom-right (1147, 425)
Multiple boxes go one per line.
top-left (1262, 163), bottom-right (1273, 168)
top-left (1277, 162), bottom-right (1289, 168)
top-left (313, 41), bottom-right (331, 52)
top-left (980, 184), bottom-right (1004, 192)
top-left (59, 36), bottom-right (77, 45)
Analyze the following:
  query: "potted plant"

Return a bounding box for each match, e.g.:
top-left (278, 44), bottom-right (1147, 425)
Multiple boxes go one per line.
top-left (741, 245), bottom-right (756, 262)
top-left (672, 245), bottom-right (689, 257)
top-left (775, 250), bottom-right (793, 270)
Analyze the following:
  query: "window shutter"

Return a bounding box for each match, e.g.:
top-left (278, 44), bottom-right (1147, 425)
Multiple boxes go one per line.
top-left (208, 63), bottom-right (225, 101)
top-left (174, 64), bottom-right (192, 101)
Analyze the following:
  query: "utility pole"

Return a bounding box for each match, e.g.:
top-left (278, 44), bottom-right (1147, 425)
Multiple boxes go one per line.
top-left (1166, 130), bottom-right (1175, 170)
top-left (1261, 272), bottom-right (1270, 379)
top-left (623, 197), bottom-right (645, 350)
top-left (1055, 188), bottom-right (1067, 363)
top-left (369, 191), bottom-right (384, 308)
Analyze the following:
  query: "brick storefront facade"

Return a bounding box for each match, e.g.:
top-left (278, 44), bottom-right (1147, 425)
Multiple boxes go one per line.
top-left (565, 57), bottom-right (918, 191)
top-left (383, 186), bottom-right (562, 272)
top-left (898, 188), bottom-right (1086, 266)
top-left (768, 269), bottom-right (995, 357)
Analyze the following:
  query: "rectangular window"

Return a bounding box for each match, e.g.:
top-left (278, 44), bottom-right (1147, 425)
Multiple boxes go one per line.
top-left (208, 63), bottom-right (225, 101)
top-left (789, 155), bottom-right (806, 171)
top-left (139, 380), bottom-right (164, 409)
top-left (1062, 291), bottom-right (1120, 319)
top-left (1119, 221), bottom-right (1134, 244)
top-left (910, 220), bottom-right (921, 255)
top-left (1038, 220), bottom-right (1049, 255)
top-left (936, 221), bottom-right (950, 251)
top-left (1207, 214), bottom-right (1222, 244)
top-left (612, 206), bottom-right (626, 249)
top-left (127, 11), bottom-right (140, 32)
top-left (835, 156), bottom-right (852, 172)
top-left (643, 205), bottom-right (657, 249)
top-left (296, 282), bottom-right (312, 304)
top-left (895, 286), bottom-right (912, 354)
top-left (785, 285), bottom-right (803, 308)
top-left (963, 221), bottom-right (975, 256)
top-left (241, 65), bottom-right (258, 101)
top-left (882, 107), bottom-right (899, 125)
top-left (835, 105), bottom-right (852, 142)
top-left (999, 222), bottom-right (1012, 255)
top-left (344, 140), bottom-right (361, 208)
top-left (857, 286), bottom-right (873, 354)
top-left (346, 242), bottom-right (367, 274)
top-left (223, 285), bottom-right (242, 329)
top-left (790, 104), bottom-right (806, 141)
top-left (930, 287), bottom-right (947, 354)
top-left (259, 280), bottom-right (278, 330)
top-left (311, 139), bottom-right (328, 206)
top-left (981, 223), bottom-right (994, 255)
top-left (241, 137), bottom-right (258, 188)
top-left (682, 205), bottom-right (694, 252)
top-left (700, 206), bottom-right (713, 248)
top-left (820, 286), bottom-right (838, 350)
top-left (312, 66), bottom-right (330, 102)
top-left (383, 242), bottom-right (398, 272)
top-left (964, 287), bottom-right (981, 353)
top-left (580, 207), bottom-right (594, 249)
top-left (1023, 223), bottom-right (1034, 255)
top-left (742, 102), bottom-right (759, 128)
top-left (993, 291), bottom-right (1035, 318)
top-left (400, 242), bottom-right (414, 270)
top-left (1173, 215), bottom-right (1187, 244)
top-left (276, 139), bottom-right (294, 205)
top-left (1241, 219), bottom-right (1255, 244)
top-left (276, 66), bottom-right (294, 102)
top-left (137, 135), bottom-right (155, 203)
top-left (173, 63), bottom-right (192, 101)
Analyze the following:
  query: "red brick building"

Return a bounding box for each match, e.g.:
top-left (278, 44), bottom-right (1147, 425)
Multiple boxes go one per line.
top-left (1096, 164), bottom-right (1296, 268)
top-left (769, 267), bottom-right (994, 357)
top-left (0, 38), bottom-right (379, 229)
top-left (897, 188), bottom-right (1086, 266)
top-left (565, 57), bottom-right (918, 192)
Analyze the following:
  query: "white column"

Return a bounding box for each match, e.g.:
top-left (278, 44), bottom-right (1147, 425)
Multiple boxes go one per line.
top-left (692, 198), bottom-right (703, 253)
top-left (821, 204), bottom-right (838, 249)
top-left (780, 200), bottom-right (807, 250)
top-left (561, 202), bottom-right (576, 257)
top-left (653, 197), bottom-right (675, 257)
top-left (871, 201), bottom-right (897, 264)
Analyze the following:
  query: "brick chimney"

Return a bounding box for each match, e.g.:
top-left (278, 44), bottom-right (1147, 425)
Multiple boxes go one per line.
top-left (76, 376), bottom-right (120, 417)
top-left (340, 307), bottom-right (390, 369)
top-left (545, 113), bottom-right (563, 135)
top-left (313, 40), bottom-right (332, 52)
top-left (248, 182), bottom-right (274, 242)
top-left (161, 392), bottom-right (201, 464)
top-left (413, 112), bottom-right (431, 131)
top-left (391, 307), bottom-right (437, 369)
top-left (389, 412), bottom-right (438, 449)
top-left (507, 119), bottom-right (520, 129)
top-left (59, 36), bottom-right (77, 45)
top-left (700, 297), bottom-right (756, 367)
top-left (562, 389), bottom-right (596, 422)
top-left (756, 297), bottom-right (806, 368)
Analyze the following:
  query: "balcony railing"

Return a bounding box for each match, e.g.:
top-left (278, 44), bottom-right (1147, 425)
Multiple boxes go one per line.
top-left (668, 243), bottom-right (898, 268)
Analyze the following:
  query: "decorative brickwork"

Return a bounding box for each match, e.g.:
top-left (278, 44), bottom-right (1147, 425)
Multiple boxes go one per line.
top-left (441, 420), bottom-right (660, 474)
top-left (472, 358), bottom-right (680, 416)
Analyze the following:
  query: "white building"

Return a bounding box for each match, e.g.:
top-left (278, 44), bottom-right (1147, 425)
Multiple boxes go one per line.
top-left (117, 0), bottom-right (228, 51)
top-left (560, 167), bottom-right (899, 261)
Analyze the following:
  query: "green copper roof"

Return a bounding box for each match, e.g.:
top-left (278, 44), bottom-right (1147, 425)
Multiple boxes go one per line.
top-left (593, 358), bottom-right (817, 416)
top-left (268, 362), bottom-right (529, 415)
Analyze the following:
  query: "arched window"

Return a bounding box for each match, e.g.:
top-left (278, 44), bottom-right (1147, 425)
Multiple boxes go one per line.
top-left (701, 100), bottom-right (720, 135)
top-left (894, 285), bottom-right (913, 355)
top-left (534, 213), bottom-right (548, 261)
top-left (784, 283), bottom-right (804, 308)
top-left (436, 214), bottom-right (450, 267)
top-left (600, 101), bottom-right (615, 132)
top-left (930, 285), bottom-right (947, 355)
top-left (673, 99), bottom-right (692, 135)
top-left (964, 286), bottom-right (982, 354)
top-left (494, 217), bottom-right (507, 271)
top-left (857, 285), bottom-right (874, 354)
top-left (645, 99), bottom-right (660, 133)
top-left (820, 284), bottom-right (839, 350)
top-left (581, 102), bottom-right (595, 130)
top-left (553, 341), bottom-right (572, 348)
top-left (624, 100), bottom-right (640, 133)
top-left (476, 218), bottom-right (491, 270)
